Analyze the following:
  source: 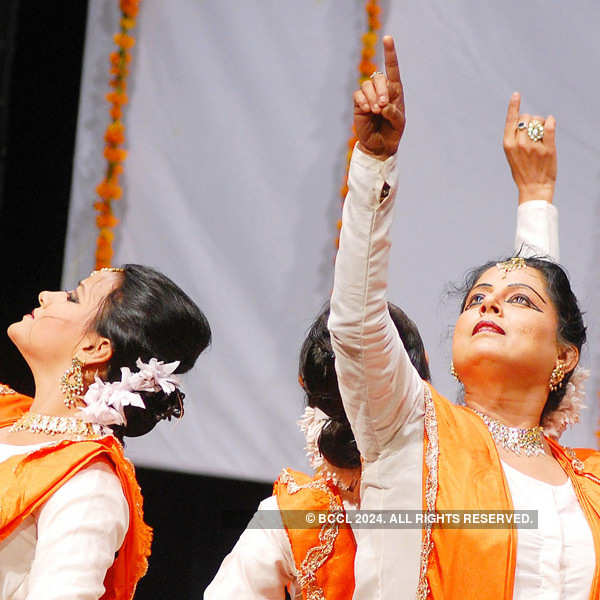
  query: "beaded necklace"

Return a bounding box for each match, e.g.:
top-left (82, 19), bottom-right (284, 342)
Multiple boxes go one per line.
top-left (9, 413), bottom-right (111, 440)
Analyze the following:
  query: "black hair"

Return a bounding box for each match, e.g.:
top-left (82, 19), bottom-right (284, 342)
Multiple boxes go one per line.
top-left (89, 264), bottom-right (211, 439)
top-left (457, 256), bottom-right (586, 421)
top-left (299, 301), bottom-right (430, 469)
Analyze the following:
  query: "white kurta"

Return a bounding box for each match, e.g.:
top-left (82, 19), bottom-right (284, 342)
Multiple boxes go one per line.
top-left (0, 442), bottom-right (129, 600)
top-left (328, 145), bottom-right (592, 599)
top-left (514, 199), bottom-right (559, 261)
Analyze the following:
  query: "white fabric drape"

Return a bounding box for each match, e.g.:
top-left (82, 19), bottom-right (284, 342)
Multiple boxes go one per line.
top-left (65, 0), bottom-right (600, 480)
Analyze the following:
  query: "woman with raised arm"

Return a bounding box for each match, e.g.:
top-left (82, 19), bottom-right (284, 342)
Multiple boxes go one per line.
top-left (0, 265), bottom-right (210, 599)
top-left (329, 36), bottom-right (597, 600)
top-left (205, 102), bottom-right (563, 598)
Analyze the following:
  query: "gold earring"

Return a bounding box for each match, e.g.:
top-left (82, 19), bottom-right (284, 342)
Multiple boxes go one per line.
top-left (549, 362), bottom-right (566, 392)
top-left (60, 357), bottom-right (85, 409)
top-left (450, 362), bottom-right (461, 383)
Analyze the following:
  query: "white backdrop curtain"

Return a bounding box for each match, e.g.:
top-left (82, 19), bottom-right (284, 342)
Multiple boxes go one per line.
top-left (65, 0), bottom-right (600, 481)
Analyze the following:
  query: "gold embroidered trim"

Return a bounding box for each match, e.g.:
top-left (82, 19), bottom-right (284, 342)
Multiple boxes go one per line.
top-left (0, 384), bottom-right (16, 395)
top-left (417, 386), bottom-right (439, 600)
top-left (279, 468), bottom-right (344, 600)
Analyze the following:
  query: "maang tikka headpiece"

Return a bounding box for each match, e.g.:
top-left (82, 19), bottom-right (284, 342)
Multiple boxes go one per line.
top-left (89, 267), bottom-right (125, 277)
top-left (496, 257), bottom-right (526, 278)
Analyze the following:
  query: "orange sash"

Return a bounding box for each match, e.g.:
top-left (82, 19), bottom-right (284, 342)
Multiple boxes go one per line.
top-left (0, 386), bottom-right (151, 600)
top-left (422, 383), bottom-right (600, 599)
top-left (273, 468), bottom-right (356, 600)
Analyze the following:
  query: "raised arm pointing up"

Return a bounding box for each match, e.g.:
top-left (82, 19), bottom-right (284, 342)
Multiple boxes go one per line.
top-left (354, 36), bottom-right (405, 159)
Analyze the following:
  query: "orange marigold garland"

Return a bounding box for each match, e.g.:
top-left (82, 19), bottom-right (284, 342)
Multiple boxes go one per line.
top-left (94, 0), bottom-right (141, 269)
top-left (335, 0), bottom-right (382, 250)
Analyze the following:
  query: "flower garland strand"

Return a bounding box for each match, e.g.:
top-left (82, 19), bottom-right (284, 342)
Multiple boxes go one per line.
top-left (94, 0), bottom-right (141, 269)
top-left (335, 0), bottom-right (382, 250)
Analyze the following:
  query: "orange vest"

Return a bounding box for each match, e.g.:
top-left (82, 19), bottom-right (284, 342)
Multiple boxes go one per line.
top-left (273, 468), bottom-right (356, 600)
top-left (421, 383), bottom-right (600, 599)
top-left (0, 386), bottom-right (151, 600)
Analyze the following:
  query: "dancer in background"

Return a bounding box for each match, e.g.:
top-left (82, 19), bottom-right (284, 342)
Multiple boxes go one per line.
top-left (204, 95), bottom-right (563, 598)
top-left (330, 35), bottom-right (595, 599)
top-left (0, 265), bottom-right (210, 600)
top-left (205, 302), bottom-right (429, 599)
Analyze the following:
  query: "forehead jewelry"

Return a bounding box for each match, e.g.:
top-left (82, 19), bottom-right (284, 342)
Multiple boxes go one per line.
top-left (496, 257), bottom-right (526, 279)
top-left (471, 408), bottom-right (545, 457)
top-left (89, 267), bottom-right (125, 277)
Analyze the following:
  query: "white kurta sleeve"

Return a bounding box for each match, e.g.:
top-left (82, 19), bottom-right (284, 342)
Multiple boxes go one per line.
top-left (204, 496), bottom-right (297, 600)
top-left (514, 200), bottom-right (559, 261)
top-left (328, 145), bottom-right (425, 599)
top-left (25, 461), bottom-right (129, 600)
top-left (328, 145), bottom-right (424, 462)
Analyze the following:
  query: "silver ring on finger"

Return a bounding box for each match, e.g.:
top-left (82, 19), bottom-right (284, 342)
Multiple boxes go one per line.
top-left (516, 121), bottom-right (527, 130)
top-left (370, 71), bottom-right (384, 80)
top-left (527, 120), bottom-right (544, 142)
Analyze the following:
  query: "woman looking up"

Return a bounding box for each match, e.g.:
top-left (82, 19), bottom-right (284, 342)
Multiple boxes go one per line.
top-left (206, 157), bottom-right (561, 599)
top-left (0, 264), bottom-right (210, 599)
top-left (329, 36), bottom-right (597, 600)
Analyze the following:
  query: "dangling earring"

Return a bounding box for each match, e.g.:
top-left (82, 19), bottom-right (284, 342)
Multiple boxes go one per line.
top-left (549, 362), bottom-right (566, 392)
top-left (60, 357), bottom-right (85, 409)
top-left (450, 362), bottom-right (461, 383)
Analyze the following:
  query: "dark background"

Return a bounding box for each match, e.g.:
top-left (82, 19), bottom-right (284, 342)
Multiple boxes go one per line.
top-left (0, 2), bottom-right (272, 597)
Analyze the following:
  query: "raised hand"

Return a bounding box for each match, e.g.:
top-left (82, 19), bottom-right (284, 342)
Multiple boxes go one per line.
top-left (354, 36), bottom-right (405, 160)
top-left (503, 92), bottom-right (557, 204)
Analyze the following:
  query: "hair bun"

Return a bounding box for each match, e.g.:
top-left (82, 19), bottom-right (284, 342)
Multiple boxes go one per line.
top-left (318, 417), bottom-right (361, 469)
top-left (112, 389), bottom-right (185, 439)
top-left (91, 264), bottom-right (210, 440)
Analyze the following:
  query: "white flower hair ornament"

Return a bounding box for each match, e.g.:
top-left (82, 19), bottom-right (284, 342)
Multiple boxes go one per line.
top-left (298, 406), bottom-right (362, 494)
top-left (78, 358), bottom-right (182, 427)
top-left (297, 406), bottom-right (329, 471)
top-left (542, 366), bottom-right (590, 439)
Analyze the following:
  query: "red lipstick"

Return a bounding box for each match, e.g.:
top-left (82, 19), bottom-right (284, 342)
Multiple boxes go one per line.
top-left (472, 320), bottom-right (505, 336)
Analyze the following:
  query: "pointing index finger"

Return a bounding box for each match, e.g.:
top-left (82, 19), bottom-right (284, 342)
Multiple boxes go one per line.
top-left (383, 36), bottom-right (401, 83)
top-left (504, 92), bottom-right (521, 137)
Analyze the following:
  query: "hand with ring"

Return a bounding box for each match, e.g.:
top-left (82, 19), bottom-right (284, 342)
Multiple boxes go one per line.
top-left (503, 92), bottom-right (557, 205)
top-left (354, 36), bottom-right (406, 160)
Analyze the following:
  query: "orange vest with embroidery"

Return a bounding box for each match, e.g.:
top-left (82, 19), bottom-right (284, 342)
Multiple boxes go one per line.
top-left (273, 468), bottom-right (356, 600)
top-left (420, 383), bottom-right (600, 600)
top-left (0, 385), bottom-right (152, 600)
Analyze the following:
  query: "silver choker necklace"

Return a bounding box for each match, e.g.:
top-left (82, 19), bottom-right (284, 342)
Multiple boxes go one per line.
top-left (471, 408), bottom-right (546, 457)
